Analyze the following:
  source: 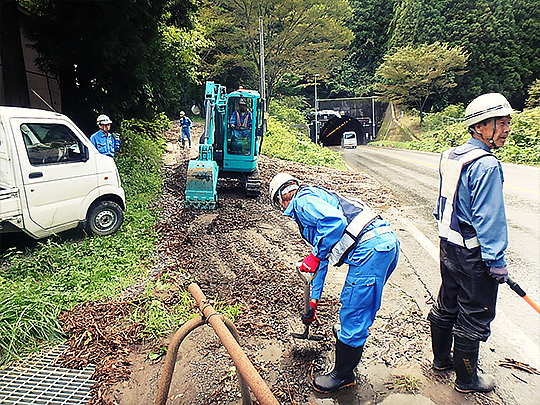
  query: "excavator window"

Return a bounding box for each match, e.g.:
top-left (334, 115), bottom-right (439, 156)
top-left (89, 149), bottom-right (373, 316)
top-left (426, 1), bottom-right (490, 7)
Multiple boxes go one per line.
top-left (227, 97), bottom-right (253, 156)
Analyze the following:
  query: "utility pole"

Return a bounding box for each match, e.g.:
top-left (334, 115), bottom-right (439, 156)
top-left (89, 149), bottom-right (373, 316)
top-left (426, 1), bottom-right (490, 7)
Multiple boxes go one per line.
top-left (314, 74), bottom-right (320, 143)
top-left (371, 96), bottom-right (376, 141)
top-left (258, 17), bottom-right (267, 111)
top-left (258, 16), bottom-right (267, 132)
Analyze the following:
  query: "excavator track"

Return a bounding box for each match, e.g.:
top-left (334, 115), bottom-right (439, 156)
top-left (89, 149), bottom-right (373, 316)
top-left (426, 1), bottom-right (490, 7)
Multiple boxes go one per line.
top-left (245, 167), bottom-right (261, 197)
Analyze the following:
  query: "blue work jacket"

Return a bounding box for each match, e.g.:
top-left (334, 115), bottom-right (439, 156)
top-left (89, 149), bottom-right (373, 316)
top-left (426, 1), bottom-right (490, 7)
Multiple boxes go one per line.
top-left (90, 130), bottom-right (120, 158)
top-left (283, 186), bottom-right (387, 299)
top-left (180, 116), bottom-right (192, 128)
top-left (436, 137), bottom-right (508, 267)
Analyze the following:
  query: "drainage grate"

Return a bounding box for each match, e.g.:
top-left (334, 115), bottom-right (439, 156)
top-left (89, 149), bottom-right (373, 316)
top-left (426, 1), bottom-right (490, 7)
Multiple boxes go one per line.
top-left (0, 345), bottom-right (95, 405)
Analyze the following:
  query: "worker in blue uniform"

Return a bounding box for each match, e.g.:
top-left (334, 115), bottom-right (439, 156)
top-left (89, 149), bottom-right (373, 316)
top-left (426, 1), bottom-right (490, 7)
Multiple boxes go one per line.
top-left (179, 111), bottom-right (192, 148)
top-left (269, 173), bottom-right (400, 393)
top-left (90, 114), bottom-right (120, 158)
top-left (429, 93), bottom-right (514, 394)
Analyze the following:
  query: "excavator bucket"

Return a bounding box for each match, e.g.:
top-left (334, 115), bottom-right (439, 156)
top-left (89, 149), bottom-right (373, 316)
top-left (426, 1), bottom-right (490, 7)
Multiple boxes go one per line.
top-left (185, 159), bottom-right (219, 209)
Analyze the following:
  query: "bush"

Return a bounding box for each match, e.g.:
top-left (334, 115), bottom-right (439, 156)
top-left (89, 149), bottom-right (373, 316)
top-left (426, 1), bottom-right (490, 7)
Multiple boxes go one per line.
top-left (263, 101), bottom-right (345, 169)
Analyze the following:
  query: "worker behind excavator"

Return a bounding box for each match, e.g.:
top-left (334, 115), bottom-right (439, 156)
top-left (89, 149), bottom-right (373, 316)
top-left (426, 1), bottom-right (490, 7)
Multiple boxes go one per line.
top-left (179, 111), bottom-right (192, 148)
top-left (269, 174), bottom-right (400, 393)
top-left (228, 98), bottom-right (252, 154)
top-left (428, 93), bottom-right (513, 394)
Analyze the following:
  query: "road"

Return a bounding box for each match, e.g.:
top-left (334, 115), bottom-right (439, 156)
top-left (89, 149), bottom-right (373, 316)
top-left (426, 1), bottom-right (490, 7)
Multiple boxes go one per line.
top-left (340, 146), bottom-right (540, 405)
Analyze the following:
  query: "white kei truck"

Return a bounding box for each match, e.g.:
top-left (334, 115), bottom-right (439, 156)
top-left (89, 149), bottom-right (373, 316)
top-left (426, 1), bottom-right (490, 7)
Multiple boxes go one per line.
top-left (0, 107), bottom-right (125, 240)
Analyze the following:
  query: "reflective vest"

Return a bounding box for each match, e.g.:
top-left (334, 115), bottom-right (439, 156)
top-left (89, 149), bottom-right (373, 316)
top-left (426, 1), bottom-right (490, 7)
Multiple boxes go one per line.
top-left (324, 190), bottom-right (379, 266)
top-left (436, 147), bottom-right (491, 249)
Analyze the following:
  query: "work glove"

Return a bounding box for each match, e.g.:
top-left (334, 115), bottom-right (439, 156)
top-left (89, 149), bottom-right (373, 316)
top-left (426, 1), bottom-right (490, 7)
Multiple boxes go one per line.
top-left (299, 252), bottom-right (320, 273)
top-left (301, 301), bottom-right (317, 325)
top-left (488, 265), bottom-right (508, 283)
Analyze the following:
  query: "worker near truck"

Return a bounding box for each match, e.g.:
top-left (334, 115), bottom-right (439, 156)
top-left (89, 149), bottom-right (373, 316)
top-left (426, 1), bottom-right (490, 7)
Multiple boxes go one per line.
top-left (269, 173), bottom-right (400, 393)
top-left (90, 114), bottom-right (120, 158)
top-left (179, 110), bottom-right (192, 148)
top-left (428, 93), bottom-right (513, 393)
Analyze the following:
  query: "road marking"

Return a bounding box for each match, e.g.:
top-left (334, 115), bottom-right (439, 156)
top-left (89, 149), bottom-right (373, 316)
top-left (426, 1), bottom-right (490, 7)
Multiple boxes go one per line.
top-left (505, 183), bottom-right (540, 196)
top-left (397, 215), bottom-right (540, 366)
top-left (397, 217), bottom-right (439, 264)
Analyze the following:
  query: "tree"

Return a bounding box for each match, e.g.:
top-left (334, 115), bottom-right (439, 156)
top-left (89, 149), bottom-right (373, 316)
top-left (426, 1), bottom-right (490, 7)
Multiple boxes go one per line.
top-left (335, 0), bottom-right (395, 96)
top-left (0, 1), bottom-right (30, 107)
top-left (375, 42), bottom-right (469, 121)
top-left (20, 0), bottom-right (197, 132)
top-left (199, 0), bottom-right (352, 102)
top-left (387, 0), bottom-right (540, 109)
top-left (526, 79), bottom-right (540, 108)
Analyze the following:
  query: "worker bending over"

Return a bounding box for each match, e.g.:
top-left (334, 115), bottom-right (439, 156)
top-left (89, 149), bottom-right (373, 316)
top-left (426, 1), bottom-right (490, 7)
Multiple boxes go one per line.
top-left (270, 174), bottom-right (400, 393)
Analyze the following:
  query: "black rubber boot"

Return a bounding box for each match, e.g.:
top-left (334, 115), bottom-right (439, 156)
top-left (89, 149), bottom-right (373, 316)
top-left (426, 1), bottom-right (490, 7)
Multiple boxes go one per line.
top-left (430, 323), bottom-right (453, 371)
top-left (312, 339), bottom-right (363, 393)
top-left (453, 337), bottom-right (495, 393)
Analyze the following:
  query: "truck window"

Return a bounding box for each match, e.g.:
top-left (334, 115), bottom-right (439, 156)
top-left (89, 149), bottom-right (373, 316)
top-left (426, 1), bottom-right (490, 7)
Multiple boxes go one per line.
top-left (21, 123), bottom-right (85, 166)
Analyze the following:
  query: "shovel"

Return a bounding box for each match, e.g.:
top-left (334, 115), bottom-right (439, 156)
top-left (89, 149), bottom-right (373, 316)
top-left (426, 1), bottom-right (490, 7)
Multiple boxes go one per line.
top-left (291, 266), bottom-right (324, 341)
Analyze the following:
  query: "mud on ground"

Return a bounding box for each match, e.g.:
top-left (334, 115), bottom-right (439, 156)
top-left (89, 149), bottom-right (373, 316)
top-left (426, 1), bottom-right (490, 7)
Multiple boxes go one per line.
top-left (58, 123), bottom-right (501, 405)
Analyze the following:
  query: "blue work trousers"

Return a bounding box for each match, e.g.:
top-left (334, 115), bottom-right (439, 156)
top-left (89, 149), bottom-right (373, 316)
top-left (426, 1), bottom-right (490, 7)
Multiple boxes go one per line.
top-left (181, 127), bottom-right (191, 142)
top-left (338, 230), bottom-right (400, 347)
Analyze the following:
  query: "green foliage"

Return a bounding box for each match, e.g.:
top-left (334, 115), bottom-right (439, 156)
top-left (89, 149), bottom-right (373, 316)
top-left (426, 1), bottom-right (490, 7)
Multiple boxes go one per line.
top-left (199, 0), bottom-right (353, 101)
top-left (0, 116), bottom-right (167, 366)
top-left (386, 0), bottom-right (540, 109)
top-left (375, 42), bottom-right (469, 121)
top-left (131, 284), bottom-right (193, 340)
top-left (21, 0), bottom-right (198, 132)
top-left (422, 104), bottom-right (465, 132)
top-left (526, 79), bottom-right (540, 108)
top-left (263, 101), bottom-right (345, 169)
top-left (336, 0), bottom-right (395, 95)
top-left (374, 107), bottom-right (540, 165)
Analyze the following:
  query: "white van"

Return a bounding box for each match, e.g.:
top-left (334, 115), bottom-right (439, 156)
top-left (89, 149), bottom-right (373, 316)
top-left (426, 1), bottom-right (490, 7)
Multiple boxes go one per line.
top-left (0, 107), bottom-right (125, 239)
top-left (341, 131), bottom-right (357, 149)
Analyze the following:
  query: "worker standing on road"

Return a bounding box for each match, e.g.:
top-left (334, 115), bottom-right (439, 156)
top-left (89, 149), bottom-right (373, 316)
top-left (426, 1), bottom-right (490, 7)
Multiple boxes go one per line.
top-left (90, 114), bottom-right (120, 158)
top-left (429, 93), bottom-right (514, 393)
top-left (269, 173), bottom-right (400, 393)
top-left (179, 111), bottom-right (192, 148)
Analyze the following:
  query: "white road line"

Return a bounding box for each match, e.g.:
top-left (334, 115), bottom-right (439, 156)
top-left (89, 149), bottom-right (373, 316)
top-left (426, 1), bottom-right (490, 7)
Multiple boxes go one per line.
top-left (397, 215), bottom-right (540, 366)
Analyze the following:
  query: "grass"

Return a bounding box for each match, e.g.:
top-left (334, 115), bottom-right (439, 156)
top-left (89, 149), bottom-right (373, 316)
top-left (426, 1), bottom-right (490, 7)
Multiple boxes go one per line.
top-left (0, 116), bottom-right (167, 367)
top-left (392, 374), bottom-right (421, 392)
top-left (263, 100), bottom-right (346, 169)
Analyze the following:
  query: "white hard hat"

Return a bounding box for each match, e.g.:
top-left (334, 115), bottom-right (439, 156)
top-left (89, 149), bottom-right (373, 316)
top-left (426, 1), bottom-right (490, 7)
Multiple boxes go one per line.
top-left (269, 173), bottom-right (299, 208)
top-left (180, 111), bottom-right (185, 116)
top-left (97, 114), bottom-right (112, 125)
top-left (464, 93), bottom-right (513, 128)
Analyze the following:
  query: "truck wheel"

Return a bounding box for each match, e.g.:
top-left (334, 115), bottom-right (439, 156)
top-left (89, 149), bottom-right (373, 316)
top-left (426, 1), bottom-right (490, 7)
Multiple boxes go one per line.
top-left (87, 201), bottom-right (123, 236)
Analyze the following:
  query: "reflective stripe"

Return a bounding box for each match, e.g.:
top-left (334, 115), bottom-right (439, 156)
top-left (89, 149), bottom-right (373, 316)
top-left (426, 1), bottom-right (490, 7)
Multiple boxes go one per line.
top-left (328, 205), bottom-right (378, 266)
top-left (437, 147), bottom-right (490, 248)
top-left (358, 226), bottom-right (393, 244)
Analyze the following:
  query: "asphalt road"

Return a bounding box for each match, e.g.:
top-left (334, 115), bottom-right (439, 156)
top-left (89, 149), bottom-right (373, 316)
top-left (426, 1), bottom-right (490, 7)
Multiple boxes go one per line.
top-left (340, 145), bottom-right (540, 405)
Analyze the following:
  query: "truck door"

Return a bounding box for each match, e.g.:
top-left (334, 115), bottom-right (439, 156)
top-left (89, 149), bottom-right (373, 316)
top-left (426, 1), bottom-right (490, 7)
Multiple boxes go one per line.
top-left (9, 118), bottom-right (98, 230)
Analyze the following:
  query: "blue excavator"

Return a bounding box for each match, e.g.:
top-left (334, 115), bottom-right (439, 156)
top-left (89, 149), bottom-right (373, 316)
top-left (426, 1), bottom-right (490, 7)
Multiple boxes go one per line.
top-left (185, 81), bottom-right (264, 208)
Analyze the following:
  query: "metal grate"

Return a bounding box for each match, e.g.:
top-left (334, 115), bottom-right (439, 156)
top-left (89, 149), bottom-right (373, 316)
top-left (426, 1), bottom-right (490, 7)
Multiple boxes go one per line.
top-left (0, 345), bottom-right (95, 405)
